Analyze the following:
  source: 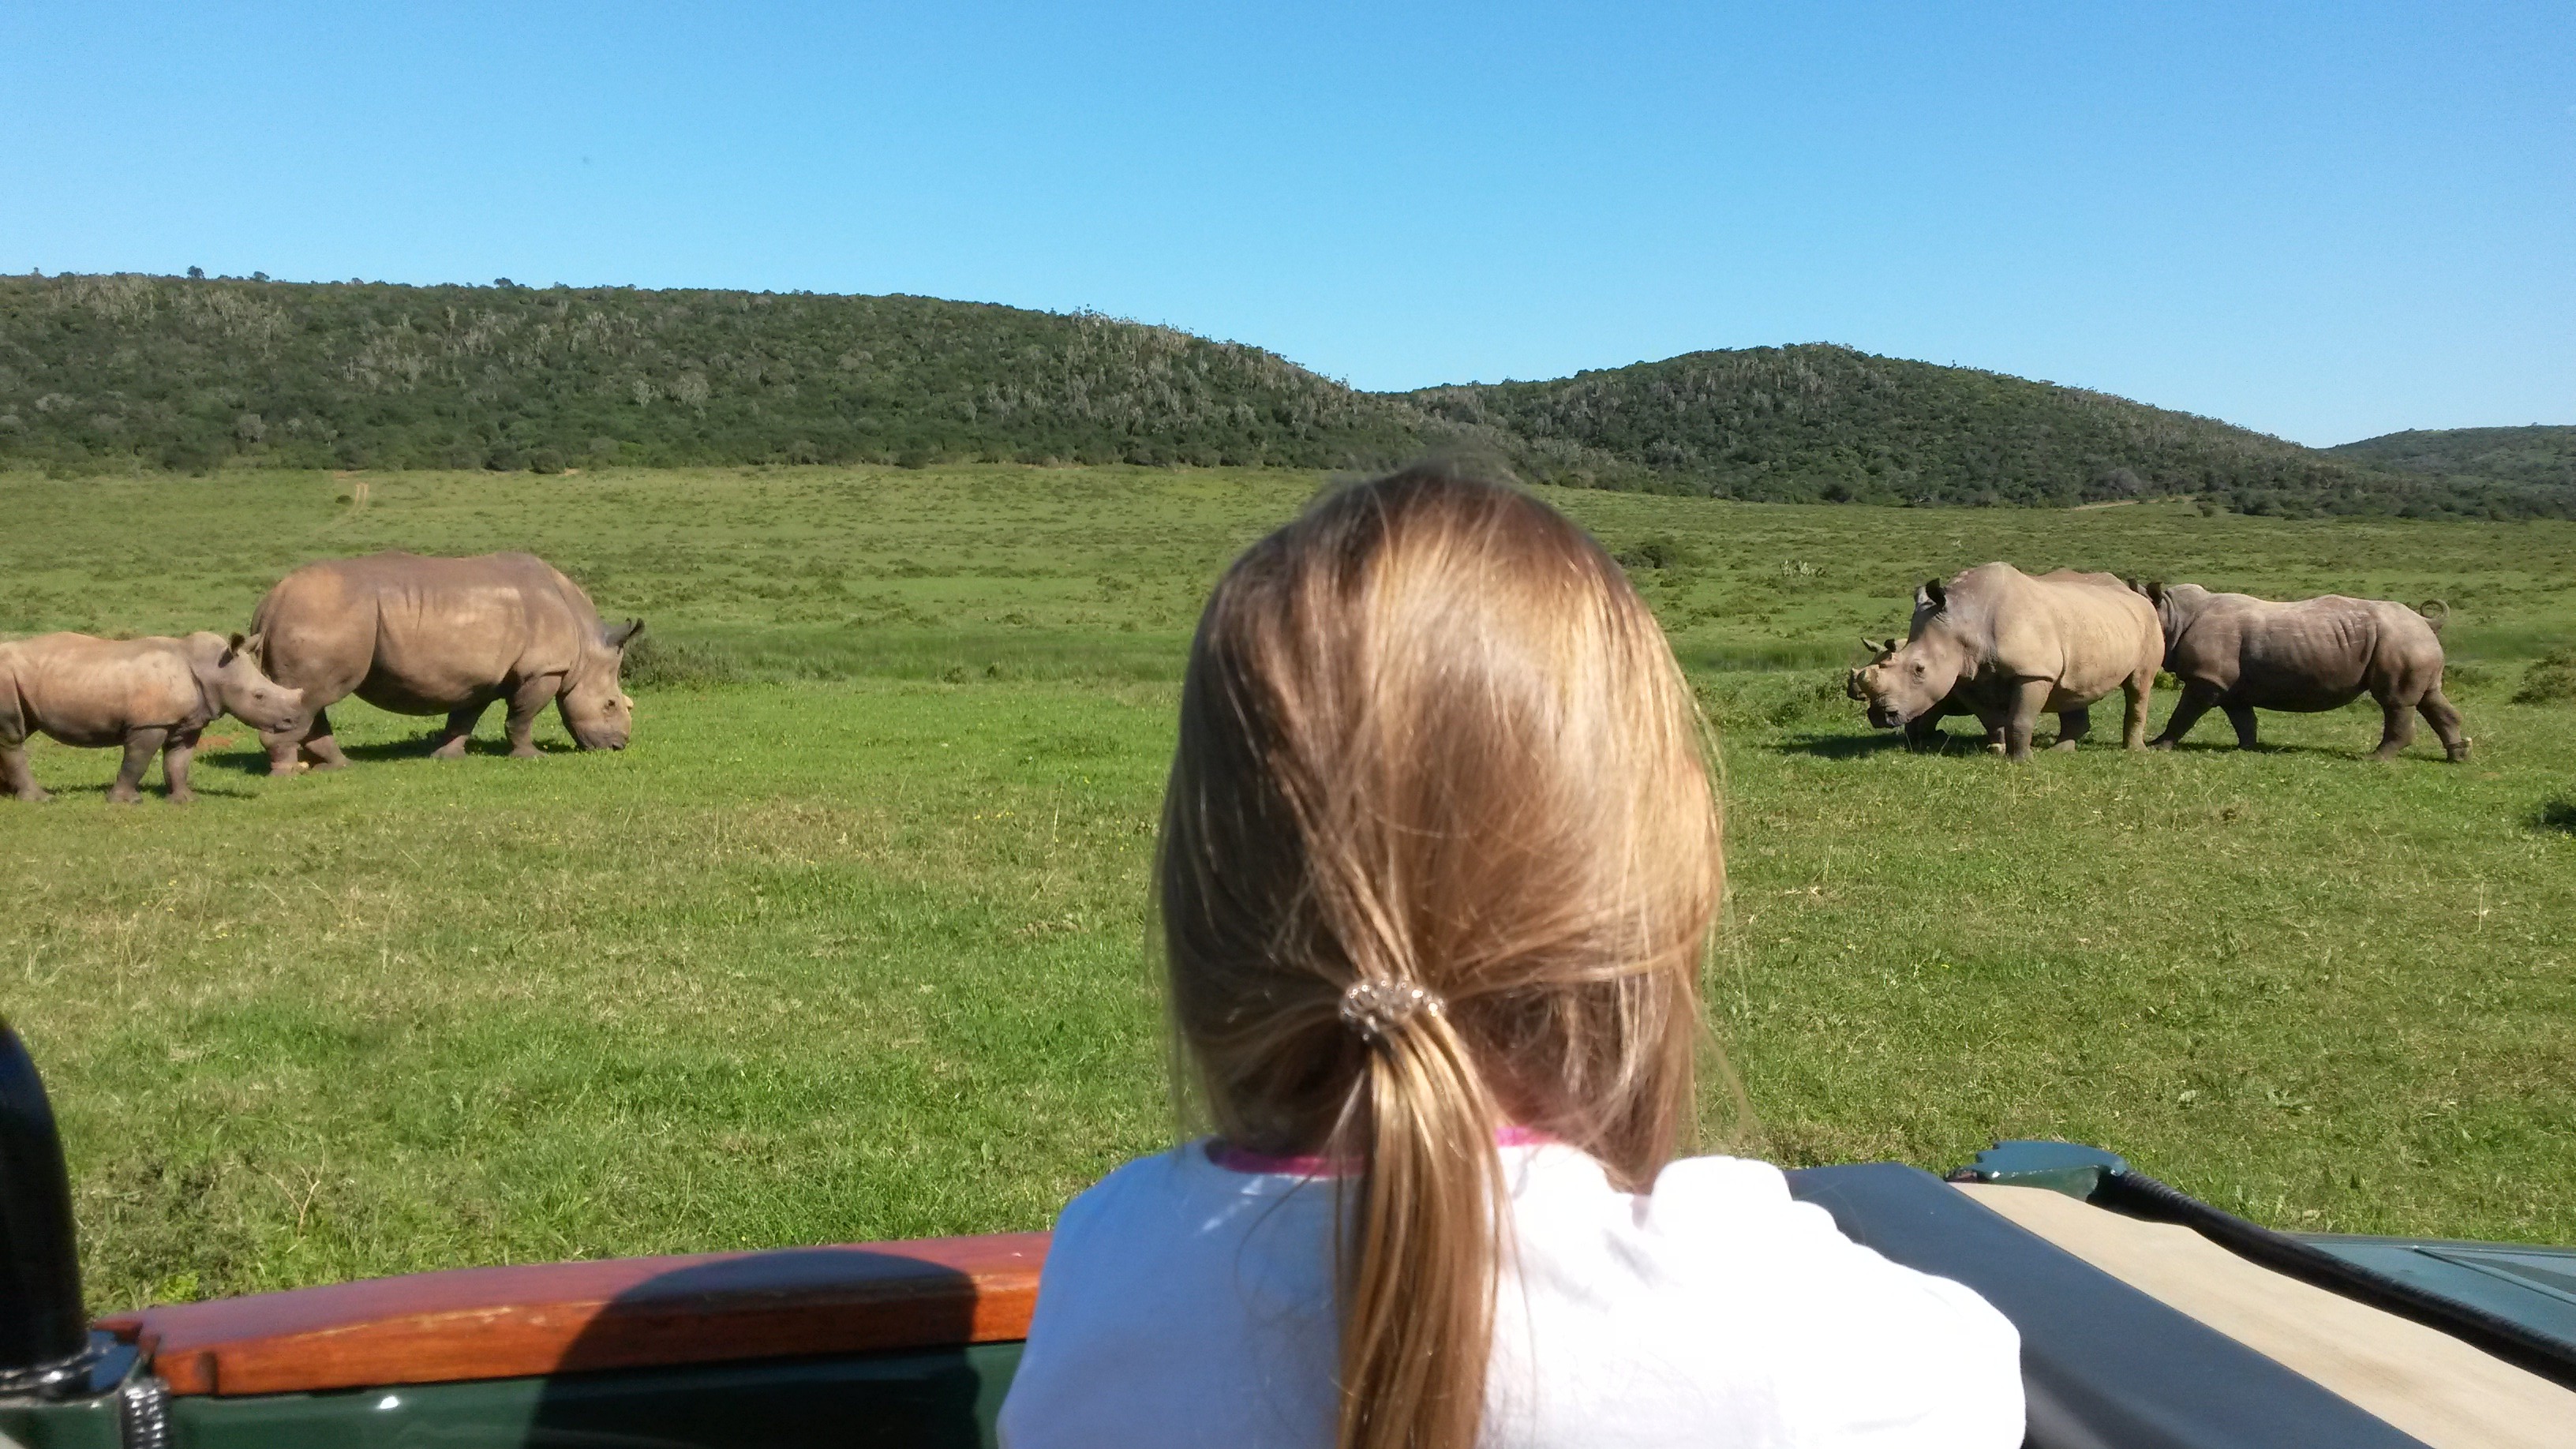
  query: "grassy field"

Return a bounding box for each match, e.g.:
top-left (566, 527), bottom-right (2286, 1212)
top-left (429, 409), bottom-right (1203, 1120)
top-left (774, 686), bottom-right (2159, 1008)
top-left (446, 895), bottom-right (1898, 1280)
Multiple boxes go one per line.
top-left (3, 464), bottom-right (2572, 1312)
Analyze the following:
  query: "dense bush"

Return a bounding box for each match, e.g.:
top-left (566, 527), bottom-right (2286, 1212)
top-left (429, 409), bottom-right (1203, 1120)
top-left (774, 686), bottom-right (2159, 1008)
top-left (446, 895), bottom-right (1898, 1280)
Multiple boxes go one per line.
top-left (3, 273), bottom-right (2564, 519)
top-left (1409, 347), bottom-right (2576, 518)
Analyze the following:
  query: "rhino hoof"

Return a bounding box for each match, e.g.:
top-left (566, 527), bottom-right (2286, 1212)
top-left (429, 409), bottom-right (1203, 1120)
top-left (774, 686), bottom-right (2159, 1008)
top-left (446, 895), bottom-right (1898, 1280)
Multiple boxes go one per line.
top-left (2448, 739), bottom-right (2473, 762)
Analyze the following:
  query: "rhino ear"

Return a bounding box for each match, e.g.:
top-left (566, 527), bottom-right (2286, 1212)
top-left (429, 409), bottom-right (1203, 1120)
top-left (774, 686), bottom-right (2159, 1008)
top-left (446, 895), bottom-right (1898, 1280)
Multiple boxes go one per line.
top-left (603, 618), bottom-right (645, 650)
top-left (2146, 580), bottom-right (2167, 605)
top-left (1917, 578), bottom-right (1946, 611)
top-left (1881, 636), bottom-right (1900, 656)
top-left (219, 631), bottom-right (248, 665)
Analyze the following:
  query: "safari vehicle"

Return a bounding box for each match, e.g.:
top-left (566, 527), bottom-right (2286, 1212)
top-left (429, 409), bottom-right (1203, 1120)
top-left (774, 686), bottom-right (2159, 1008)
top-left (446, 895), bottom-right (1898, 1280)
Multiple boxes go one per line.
top-left (4, 1022), bottom-right (2571, 1449)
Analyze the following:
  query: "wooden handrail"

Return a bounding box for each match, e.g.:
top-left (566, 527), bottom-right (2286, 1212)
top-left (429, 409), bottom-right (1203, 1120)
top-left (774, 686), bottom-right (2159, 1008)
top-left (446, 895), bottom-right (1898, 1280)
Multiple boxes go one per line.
top-left (95, 1231), bottom-right (1050, 1398)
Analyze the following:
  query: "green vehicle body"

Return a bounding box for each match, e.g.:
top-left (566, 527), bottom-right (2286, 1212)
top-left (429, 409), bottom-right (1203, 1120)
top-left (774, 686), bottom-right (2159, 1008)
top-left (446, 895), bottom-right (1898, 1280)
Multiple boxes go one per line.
top-left (8, 1037), bottom-right (2575, 1449)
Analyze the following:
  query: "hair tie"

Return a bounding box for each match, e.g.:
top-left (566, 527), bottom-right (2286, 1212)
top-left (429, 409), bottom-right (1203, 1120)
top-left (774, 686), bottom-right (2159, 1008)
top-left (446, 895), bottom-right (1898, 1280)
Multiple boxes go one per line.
top-left (1339, 979), bottom-right (1444, 1043)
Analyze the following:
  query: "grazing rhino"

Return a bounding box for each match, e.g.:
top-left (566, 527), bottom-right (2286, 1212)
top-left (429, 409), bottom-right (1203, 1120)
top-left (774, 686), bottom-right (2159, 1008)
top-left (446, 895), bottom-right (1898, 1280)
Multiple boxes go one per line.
top-left (2135, 582), bottom-right (2469, 761)
top-left (0, 632), bottom-right (305, 803)
top-left (1849, 564), bottom-right (2161, 762)
top-left (1845, 570), bottom-right (2136, 754)
top-left (251, 552), bottom-right (642, 773)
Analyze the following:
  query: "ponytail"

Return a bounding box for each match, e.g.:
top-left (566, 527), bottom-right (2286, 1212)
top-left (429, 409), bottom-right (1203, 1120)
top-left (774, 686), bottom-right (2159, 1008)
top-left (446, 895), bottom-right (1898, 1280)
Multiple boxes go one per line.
top-left (1335, 989), bottom-right (1506, 1449)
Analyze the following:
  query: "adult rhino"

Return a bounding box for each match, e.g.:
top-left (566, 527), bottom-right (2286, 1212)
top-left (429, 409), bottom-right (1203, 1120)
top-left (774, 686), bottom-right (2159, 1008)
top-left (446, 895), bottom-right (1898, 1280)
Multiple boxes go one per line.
top-left (2, 631), bottom-right (304, 802)
top-left (2135, 582), bottom-right (2469, 762)
top-left (1849, 564), bottom-right (2161, 762)
top-left (252, 552), bottom-right (642, 773)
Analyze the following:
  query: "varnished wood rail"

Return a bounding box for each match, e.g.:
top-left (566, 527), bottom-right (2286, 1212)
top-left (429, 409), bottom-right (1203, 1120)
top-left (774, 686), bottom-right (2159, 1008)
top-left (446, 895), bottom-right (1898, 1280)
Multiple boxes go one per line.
top-left (96, 1231), bottom-right (1050, 1397)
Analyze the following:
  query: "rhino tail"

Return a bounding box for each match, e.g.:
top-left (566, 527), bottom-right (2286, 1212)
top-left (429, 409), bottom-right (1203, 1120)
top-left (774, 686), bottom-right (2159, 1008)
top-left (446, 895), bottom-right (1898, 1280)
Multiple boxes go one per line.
top-left (2417, 599), bottom-right (2451, 633)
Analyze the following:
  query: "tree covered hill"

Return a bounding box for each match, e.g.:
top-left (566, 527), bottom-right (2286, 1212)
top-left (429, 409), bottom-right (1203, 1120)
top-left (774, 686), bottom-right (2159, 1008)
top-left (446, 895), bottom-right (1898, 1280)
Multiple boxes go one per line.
top-left (2, 272), bottom-right (2565, 519)
top-left (2327, 425), bottom-right (2576, 492)
top-left (1409, 347), bottom-right (2569, 517)
top-left (0, 272), bottom-right (1512, 475)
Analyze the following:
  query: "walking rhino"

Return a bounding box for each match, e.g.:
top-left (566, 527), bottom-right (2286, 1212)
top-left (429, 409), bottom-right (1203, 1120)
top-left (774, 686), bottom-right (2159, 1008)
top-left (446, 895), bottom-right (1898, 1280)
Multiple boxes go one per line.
top-left (2135, 582), bottom-right (2469, 761)
top-left (251, 552), bottom-right (642, 773)
top-left (1, 631), bottom-right (305, 803)
top-left (1848, 564), bottom-right (2161, 762)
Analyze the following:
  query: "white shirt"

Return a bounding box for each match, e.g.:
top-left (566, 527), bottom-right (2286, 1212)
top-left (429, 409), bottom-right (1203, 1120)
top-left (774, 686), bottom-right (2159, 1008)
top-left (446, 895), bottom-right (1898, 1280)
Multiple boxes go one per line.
top-left (999, 1139), bottom-right (2024, 1448)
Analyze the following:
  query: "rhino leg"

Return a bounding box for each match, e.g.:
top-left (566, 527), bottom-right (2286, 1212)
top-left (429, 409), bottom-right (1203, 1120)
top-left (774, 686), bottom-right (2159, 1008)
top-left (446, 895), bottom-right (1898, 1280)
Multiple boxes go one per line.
top-left (2051, 706), bottom-right (2091, 751)
top-left (1903, 707), bottom-right (1949, 753)
top-left (2150, 683), bottom-right (2221, 750)
top-left (431, 702), bottom-right (490, 760)
top-left (2369, 695), bottom-right (2416, 761)
top-left (161, 728), bottom-right (200, 803)
top-left (2223, 704), bottom-right (2261, 751)
top-left (301, 709), bottom-right (352, 771)
top-left (2, 743), bottom-right (47, 803)
top-left (2002, 680), bottom-right (2051, 762)
top-left (503, 676), bottom-right (559, 759)
top-left (2418, 687), bottom-right (2470, 762)
top-left (2121, 672), bottom-right (2153, 750)
top-left (269, 706), bottom-right (349, 774)
top-left (109, 728), bottom-right (167, 803)
top-left (261, 724), bottom-right (301, 776)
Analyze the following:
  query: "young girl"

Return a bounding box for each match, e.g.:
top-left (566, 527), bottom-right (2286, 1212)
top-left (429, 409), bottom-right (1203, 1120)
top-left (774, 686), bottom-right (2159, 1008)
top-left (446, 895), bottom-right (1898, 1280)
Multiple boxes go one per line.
top-left (998, 466), bottom-right (2023, 1449)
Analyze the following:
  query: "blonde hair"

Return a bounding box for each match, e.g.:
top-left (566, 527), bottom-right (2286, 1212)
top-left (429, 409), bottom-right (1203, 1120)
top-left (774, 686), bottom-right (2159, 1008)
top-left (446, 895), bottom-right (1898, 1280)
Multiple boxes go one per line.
top-left (1157, 462), bottom-right (1725, 1449)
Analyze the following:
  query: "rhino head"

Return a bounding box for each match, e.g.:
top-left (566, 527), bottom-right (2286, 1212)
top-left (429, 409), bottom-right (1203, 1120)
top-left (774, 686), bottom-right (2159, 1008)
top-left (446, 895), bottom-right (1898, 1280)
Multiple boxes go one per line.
top-left (1847, 636), bottom-right (1900, 700)
top-left (190, 631), bottom-right (305, 734)
top-left (559, 618), bottom-right (643, 751)
top-left (1852, 579), bottom-right (1968, 728)
top-left (2132, 580), bottom-right (2209, 653)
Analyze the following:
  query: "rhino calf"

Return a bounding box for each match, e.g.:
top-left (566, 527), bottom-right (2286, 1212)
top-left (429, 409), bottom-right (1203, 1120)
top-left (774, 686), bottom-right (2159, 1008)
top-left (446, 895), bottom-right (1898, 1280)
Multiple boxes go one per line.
top-left (0, 632), bottom-right (305, 803)
top-left (2137, 583), bottom-right (2469, 761)
top-left (252, 552), bottom-right (641, 773)
top-left (1851, 564), bottom-right (2162, 762)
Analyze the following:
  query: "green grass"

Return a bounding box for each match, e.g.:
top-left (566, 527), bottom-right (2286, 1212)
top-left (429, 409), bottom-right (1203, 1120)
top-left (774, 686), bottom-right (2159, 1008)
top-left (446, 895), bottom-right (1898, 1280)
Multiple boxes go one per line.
top-left (3, 465), bottom-right (2573, 1310)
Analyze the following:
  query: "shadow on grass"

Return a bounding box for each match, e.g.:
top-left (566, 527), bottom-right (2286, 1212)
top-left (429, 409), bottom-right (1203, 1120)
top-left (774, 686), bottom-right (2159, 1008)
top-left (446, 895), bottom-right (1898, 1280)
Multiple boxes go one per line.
top-left (200, 734), bottom-right (572, 776)
top-left (2533, 799), bottom-right (2576, 836)
top-left (1773, 729), bottom-right (1949, 759)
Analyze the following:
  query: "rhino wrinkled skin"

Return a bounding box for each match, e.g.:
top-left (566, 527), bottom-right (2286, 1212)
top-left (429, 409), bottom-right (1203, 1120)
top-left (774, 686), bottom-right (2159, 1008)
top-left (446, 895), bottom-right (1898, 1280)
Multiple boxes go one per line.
top-left (1850, 564), bottom-right (2162, 762)
top-left (251, 552), bottom-right (642, 773)
top-left (2135, 582), bottom-right (2469, 762)
top-left (1, 631), bottom-right (305, 803)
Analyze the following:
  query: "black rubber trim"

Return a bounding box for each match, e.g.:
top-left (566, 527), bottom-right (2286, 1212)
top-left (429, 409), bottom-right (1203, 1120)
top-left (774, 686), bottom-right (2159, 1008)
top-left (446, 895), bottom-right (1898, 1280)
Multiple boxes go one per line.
top-left (2091, 1170), bottom-right (2576, 1391)
top-left (1786, 1163), bottom-right (2430, 1449)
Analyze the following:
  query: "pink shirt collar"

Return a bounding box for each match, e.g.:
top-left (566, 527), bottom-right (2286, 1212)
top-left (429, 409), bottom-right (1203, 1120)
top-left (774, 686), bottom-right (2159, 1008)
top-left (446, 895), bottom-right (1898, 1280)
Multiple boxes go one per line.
top-left (1208, 1125), bottom-right (1554, 1177)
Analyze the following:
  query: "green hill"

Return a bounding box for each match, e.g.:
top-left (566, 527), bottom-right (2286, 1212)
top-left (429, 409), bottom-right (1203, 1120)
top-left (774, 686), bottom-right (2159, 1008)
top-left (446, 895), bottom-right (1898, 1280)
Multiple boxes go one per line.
top-left (2, 272), bottom-right (2565, 519)
top-left (1410, 346), bottom-right (2569, 517)
top-left (0, 273), bottom-right (1486, 475)
top-left (2327, 425), bottom-right (2576, 492)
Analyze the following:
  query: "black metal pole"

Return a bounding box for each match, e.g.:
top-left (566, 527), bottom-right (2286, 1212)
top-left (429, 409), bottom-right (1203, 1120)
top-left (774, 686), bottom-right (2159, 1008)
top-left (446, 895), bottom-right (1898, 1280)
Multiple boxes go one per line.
top-left (0, 1018), bottom-right (87, 1382)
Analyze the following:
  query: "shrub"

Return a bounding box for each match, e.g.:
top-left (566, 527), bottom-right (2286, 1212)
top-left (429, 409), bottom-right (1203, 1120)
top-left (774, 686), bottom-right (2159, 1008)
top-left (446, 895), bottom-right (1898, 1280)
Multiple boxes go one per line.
top-left (2512, 648), bottom-right (2576, 706)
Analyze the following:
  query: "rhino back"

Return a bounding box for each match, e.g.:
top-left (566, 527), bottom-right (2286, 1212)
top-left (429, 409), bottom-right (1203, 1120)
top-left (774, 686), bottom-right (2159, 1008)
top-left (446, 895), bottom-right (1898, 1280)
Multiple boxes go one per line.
top-left (6, 634), bottom-right (198, 745)
top-left (1965, 567), bottom-right (2159, 696)
top-left (2220, 596), bottom-right (2387, 708)
top-left (257, 553), bottom-right (595, 712)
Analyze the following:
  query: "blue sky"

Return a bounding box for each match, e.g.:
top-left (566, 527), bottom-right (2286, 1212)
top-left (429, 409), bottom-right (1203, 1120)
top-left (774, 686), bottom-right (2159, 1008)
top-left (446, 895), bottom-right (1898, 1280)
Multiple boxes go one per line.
top-left (2, 3), bottom-right (2567, 446)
